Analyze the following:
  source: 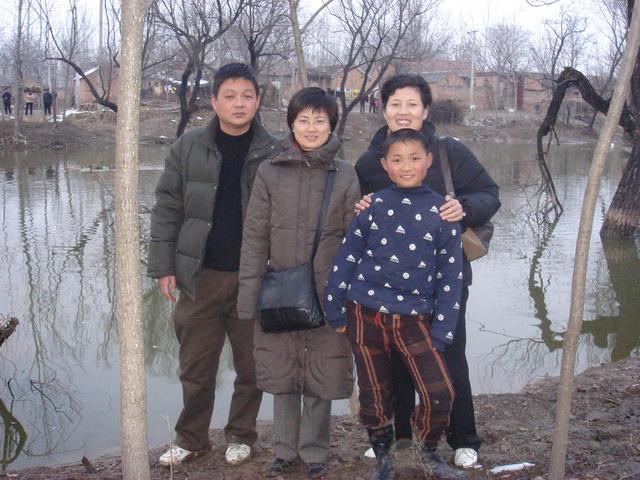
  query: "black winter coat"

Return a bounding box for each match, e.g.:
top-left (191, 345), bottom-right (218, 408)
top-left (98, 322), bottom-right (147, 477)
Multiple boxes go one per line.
top-left (354, 121), bottom-right (501, 285)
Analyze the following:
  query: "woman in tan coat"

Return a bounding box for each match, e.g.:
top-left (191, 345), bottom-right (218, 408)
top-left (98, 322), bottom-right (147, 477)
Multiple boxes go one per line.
top-left (238, 88), bottom-right (360, 478)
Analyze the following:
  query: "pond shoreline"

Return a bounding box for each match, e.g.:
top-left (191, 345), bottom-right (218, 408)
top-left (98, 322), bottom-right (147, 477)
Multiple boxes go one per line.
top-left (6, 356), bottom-right (639, 479)
top-left (0, 103), bottom-right (602, 153)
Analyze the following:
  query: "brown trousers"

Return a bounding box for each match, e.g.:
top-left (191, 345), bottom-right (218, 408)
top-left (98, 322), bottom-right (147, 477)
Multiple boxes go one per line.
top-left (173, 269), bottom-right (263, 451)
top-left (346, 302), bottom-right (454, 448)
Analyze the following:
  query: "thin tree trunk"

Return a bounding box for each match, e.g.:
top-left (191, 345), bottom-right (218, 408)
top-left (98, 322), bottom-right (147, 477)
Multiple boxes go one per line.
top-left (14, 0), bottom-right (24, 138)
top-left (115, 0), bottom-right (153, 478)
top-left (289, 0), bottom-right (308, 89)
top-left (549, 2), bottom-right (640, 479)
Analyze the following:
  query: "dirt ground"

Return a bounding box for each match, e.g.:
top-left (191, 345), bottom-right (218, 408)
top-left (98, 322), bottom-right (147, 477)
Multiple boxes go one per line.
top-left (0, 100), bottom-right (600, 154)
top-left (3, 357), bottom-right (638, 480)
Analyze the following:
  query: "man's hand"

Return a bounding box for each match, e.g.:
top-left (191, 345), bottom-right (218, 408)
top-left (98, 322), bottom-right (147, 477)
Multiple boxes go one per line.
top-left (354, 193), bottom-right (372, 214)
top-left (159, 275), bottom-right (177, 303)
top-left (439, 195), bottom-right (465, 223)
top-left (335, 326), bottom-right (346, 333)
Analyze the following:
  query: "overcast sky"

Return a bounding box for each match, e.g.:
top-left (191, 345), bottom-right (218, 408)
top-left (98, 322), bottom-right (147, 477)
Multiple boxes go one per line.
top-left (0, 0), bottom-right (615, 62)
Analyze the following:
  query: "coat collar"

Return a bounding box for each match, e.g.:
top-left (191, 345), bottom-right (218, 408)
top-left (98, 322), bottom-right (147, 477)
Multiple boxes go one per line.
top-left (367, 120), bottom-right (437, 154)
top-left (199, 116), bottom-right (274, 156)
top-left (271, 133), bottom-right (342, 170)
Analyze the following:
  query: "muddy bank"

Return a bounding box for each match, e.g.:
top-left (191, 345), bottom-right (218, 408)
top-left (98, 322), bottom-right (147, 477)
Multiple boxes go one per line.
top-left (0, 102), bottom-right (601, 153)
top-left (5, 357), bottom-right (638, 480)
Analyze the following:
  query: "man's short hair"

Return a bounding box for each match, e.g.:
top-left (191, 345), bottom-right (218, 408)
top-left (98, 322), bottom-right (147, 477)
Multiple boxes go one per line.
top-left (287, 87), bottom-right (339, 132)
top-left (381, 128), bottom-right (432, 158)
top-left (212, 63), bottom-right (260, 97)
top-left (381, 74), bottom-right (432, 109)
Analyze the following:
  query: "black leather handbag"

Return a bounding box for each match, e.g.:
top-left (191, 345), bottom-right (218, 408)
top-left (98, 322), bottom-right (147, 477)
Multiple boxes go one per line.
top-left (258, 170), bottom-right (336, 333)
top-left (439, 137), bottom-right (494, 261)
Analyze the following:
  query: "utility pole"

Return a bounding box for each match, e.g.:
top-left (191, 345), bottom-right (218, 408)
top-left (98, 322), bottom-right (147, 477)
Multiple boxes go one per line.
top-left (469, 30), bottom-right (477, 110)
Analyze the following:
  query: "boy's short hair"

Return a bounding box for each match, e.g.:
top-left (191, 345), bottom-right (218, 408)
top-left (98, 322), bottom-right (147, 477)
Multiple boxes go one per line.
top-left (212, 63), bottom-right (260, 97)
top-left (381, 74), bottom-right (432, 109)
top-left (382, 128), bottom-right (432, 158)
top-left (287, 87), bottom-right (339, 132)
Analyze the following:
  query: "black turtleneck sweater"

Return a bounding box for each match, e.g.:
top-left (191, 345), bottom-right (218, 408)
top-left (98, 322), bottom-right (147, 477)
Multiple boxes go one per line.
top-left (202, 125), bottom-right (253, 271)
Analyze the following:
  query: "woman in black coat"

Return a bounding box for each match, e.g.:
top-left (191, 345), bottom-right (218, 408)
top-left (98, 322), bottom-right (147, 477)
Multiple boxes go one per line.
top-left (354, 73), bottom-right (501, 469)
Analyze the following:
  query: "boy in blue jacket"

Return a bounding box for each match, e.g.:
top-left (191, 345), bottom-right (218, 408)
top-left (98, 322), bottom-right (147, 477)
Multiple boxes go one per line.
top-left (324, 129), bottom-right (465, 479)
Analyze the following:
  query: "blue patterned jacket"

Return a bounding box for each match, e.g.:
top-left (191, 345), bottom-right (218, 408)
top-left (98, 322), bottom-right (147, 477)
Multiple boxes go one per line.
top-left (324, 184), bottom-right (463, 351)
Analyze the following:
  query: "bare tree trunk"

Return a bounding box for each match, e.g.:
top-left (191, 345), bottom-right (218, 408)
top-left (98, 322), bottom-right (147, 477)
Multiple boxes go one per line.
top-left (115, 0), bottom-right (153, 478)
top-left (288, 0), bottom-right (308, 89)
top-left (549, 2), bottom-right (640, 478)
top-left (601, 142), bottom-right (640, 237)
top-left (14, 0), bottom-right (25, 138)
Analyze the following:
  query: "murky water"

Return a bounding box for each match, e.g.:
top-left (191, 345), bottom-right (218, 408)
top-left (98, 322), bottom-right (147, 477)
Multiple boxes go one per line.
top-left (0, 140), bottom-right (638, 469)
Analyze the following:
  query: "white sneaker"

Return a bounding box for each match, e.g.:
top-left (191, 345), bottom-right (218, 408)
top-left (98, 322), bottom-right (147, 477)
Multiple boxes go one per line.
top-left (159, 445), bottom-right (206, 467)
top-left (364, 447), bottom-right (376, 458)
top-left (454, 447), bottom-right (478, 468)
top-left (225, 442), bottom-right (251, 465)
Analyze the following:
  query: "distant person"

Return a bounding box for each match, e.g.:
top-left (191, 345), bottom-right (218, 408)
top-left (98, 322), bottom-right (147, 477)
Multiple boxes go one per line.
top-left (369, 92), bottom-right (376, 113)
top-left (148, 63), bottom-right (277, 468)
top-left (43, 89), bottom-right (53, 116)
top-left (325, 128), bottom-right (466, 479)
top-left (359, 93), bottom-right (366, 113)
top-left (24, 91), bottom-right (34, 115)
top-left (355, 73), bottom-right (501, 469)
top-left (2, 89), bottom-right (11, 115)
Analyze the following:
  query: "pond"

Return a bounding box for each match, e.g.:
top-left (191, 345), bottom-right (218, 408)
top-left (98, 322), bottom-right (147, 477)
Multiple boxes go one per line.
top-left (0, 140), bottom-right (638, 469)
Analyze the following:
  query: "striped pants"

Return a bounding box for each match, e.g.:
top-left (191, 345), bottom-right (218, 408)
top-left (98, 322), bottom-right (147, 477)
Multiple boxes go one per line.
top-left (346, 302), bottom-right (454, 447)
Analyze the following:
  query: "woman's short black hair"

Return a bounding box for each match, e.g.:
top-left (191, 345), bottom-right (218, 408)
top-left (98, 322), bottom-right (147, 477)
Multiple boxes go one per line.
top-left (212, 63), bottom-right (260, 97)
top-left (381, 128), bottom-right (432, 157)
top-left (381, 74), bottom-right (432, 109)
top-left (287, 87), bottom-right (339, 132)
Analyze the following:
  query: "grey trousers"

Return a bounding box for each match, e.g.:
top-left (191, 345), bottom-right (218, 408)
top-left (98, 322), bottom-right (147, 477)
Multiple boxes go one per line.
top-left (273, 393), bottom-right (331, 464)
top-left (173, 269), bottom-right (263, 451)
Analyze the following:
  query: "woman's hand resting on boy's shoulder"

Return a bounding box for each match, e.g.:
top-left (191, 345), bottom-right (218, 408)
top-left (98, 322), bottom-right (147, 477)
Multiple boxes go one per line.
top-left (335, 326), bottom-right (346, 333)
top-left (439, 195), bottom-right (465, 222)
top-left (354, 194), bottom-right (372, 214)
top-left (355, 193), bottom-right (465, 222)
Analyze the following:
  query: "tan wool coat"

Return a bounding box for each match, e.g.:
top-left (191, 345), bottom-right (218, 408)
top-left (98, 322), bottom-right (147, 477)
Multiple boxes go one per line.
top-left (238, 134), bottom-right (361, 399)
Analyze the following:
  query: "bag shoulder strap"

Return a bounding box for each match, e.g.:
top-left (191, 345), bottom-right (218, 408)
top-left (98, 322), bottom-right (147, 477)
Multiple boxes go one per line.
top-left (438, 136), bottom-right (456, 197)
top-left (311, 170), bottom-right (336, 259)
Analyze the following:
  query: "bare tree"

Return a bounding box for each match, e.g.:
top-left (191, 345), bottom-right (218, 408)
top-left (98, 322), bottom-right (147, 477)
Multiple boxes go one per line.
top-left (154, 0), bottom-right (245, 138)
top-left (36, 0), bottom-right (120, 111)
top-left (530, 8), bottom-right (588, 86)
top-left (481, 21), bottom-right (530, 110)
top-left (115, 0), bottom-right (154, 477)
top-left (585, 0), bottom-right (628, 129)
top-left (289, 0), bottom-right (335, 88)
top-left (234, 0), bottom-right (290, 74)
top-left (327, 0), bottom-right (441, 137)
top-left (549, 3), bottom-right (640, 479)
top-left (535, 2), bottom-right (640, 237)
top-left (14, 0), bottom-right (26, 139)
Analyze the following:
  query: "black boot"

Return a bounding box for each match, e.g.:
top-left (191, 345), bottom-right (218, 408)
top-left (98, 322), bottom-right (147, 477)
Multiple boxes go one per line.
top-left (420, 446), bottom-right (467, 479)
top-left (368, 425), bottom-right (396, 480)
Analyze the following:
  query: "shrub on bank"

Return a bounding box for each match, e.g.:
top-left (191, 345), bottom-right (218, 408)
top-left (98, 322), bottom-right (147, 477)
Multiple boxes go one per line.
top-left (429, 99), bottom-right (463, 124)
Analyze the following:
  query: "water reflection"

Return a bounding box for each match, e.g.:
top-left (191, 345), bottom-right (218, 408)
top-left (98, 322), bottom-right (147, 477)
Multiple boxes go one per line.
top-left (589, 237), bottom-right (640, 360)
top-left (0, 141), bottom-right (639, 469)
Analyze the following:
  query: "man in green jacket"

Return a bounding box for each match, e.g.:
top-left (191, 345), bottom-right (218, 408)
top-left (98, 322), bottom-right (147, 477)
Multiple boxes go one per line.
top-left (148, 63), bottom-right (277, 467)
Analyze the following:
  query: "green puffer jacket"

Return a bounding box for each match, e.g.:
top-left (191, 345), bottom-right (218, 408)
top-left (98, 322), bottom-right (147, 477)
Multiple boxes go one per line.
top-left (147, 117), bottom-right (278, 300)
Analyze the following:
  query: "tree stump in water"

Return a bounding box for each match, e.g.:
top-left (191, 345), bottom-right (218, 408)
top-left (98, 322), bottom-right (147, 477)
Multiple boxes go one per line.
top-left (0, 317), bottom-right (19, 348)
